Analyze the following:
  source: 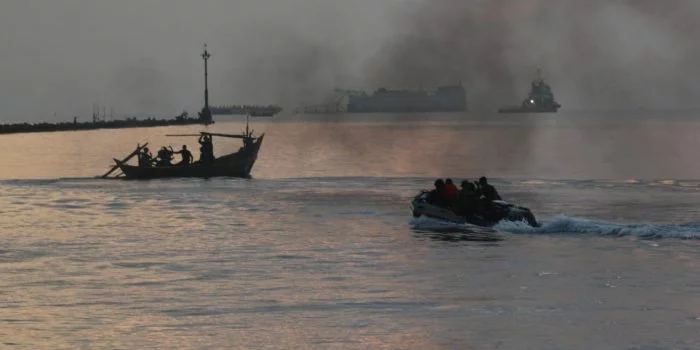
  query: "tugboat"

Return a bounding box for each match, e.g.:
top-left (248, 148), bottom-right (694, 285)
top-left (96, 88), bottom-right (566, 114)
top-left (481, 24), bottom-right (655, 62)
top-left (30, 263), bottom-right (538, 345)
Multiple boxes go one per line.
top-left (498, 68), bottom-right (561, 113)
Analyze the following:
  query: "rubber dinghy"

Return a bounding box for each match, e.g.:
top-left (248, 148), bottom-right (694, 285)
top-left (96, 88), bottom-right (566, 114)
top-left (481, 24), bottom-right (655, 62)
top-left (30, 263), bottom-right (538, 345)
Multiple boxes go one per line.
top-left (410, 190), bottom-right (540, 228)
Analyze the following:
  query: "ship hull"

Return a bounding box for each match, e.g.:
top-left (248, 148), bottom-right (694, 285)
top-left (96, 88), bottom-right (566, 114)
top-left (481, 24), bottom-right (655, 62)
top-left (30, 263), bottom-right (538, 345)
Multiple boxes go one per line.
top-left (346, 85), bottom-right (466, 114)
top-left (497, 106), bottom-right (560, 114)
top-left (346, 107), bottom-right (466, 113)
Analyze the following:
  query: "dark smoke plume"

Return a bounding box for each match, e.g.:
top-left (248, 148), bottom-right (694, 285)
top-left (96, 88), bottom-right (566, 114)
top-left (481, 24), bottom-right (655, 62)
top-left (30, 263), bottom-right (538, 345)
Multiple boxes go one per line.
top-left (367, 0), bottom-right (700, 111)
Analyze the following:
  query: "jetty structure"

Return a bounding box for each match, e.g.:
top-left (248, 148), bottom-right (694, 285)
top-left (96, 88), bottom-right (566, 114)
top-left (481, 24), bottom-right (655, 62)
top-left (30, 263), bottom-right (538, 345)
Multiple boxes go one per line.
top-left (0, 45), bottom-right (219, 135)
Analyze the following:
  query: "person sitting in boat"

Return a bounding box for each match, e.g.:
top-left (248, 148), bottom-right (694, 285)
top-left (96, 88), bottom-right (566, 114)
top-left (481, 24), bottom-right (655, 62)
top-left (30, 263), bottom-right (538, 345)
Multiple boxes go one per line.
top-left (444, 178), bottom-right (459, 203)
top-left (155, 146), bottom-right (174, 166)
top-left (172, 145), bottom-right (193, 166)
top-left (138, 147), bottom-right (153, 167)
top-left (198, 134), bottom-right (214, 164)
top-left (426, 179), bottom-right (449, 208)
top-left (477, 176), bottom-right (501, 201)
top-left (455, 180), bottom-right (481, 216)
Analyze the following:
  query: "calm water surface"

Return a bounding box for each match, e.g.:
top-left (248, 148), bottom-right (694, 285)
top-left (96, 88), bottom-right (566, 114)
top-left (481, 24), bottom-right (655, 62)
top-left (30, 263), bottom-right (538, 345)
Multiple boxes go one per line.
top-left (1, 112), bottom-right (699, 349)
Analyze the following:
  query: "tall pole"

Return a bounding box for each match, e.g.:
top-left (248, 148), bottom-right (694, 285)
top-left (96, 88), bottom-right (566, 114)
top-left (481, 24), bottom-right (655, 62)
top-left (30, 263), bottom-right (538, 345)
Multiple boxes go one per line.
top-left (202, 43), bottom-right (210, 110)
top-left (200, 43), bottom-right (212, 125)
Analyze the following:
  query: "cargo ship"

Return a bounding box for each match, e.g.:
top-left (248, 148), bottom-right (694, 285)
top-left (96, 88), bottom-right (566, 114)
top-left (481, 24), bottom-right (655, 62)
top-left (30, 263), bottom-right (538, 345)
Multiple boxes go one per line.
top-left (498, 69), bottom-right (561, 113)
top-left (346, 84), bottom-right (467, 113)
top-left (210, 104), bottom-right (282, 117)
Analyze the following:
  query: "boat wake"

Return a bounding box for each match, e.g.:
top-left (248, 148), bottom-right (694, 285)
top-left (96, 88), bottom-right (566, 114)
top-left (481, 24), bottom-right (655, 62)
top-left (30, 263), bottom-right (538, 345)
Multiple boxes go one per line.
top-left (494, 215), bottom-right (700, 240)
top-left (411, 215), bottom-right (700, 240)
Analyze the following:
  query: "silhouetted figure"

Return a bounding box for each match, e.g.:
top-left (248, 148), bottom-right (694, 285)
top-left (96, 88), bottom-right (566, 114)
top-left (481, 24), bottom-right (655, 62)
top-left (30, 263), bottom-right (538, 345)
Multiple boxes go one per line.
top-left (426, 179), bottom-right (449, 207)
top-left (455, 180), bottom-right (480, 216)
top-left (173, 145), bottom-right (193, 166)
top-left (198, 134), bottom-right (214, 164)
top-left (444, 178), bottom-right (459, 205)
top-left (477, 176), bottom-right (501, 201)
top-left (155, 147), bottom-right (174, 166)
top-left (138, 147), bottom-right (153, 167)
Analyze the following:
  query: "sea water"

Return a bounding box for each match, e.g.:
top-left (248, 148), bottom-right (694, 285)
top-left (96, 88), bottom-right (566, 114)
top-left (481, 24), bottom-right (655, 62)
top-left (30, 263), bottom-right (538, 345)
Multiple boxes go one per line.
top-left (1, 112), bottom-right (699, 349)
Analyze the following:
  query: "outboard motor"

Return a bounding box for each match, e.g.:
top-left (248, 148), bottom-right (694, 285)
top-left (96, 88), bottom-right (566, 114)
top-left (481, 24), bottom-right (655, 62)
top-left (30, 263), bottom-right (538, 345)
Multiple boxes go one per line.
top-left (489, 200), bottom-right (539, 227)
top-left (507, 206), bottom-right (539, 227)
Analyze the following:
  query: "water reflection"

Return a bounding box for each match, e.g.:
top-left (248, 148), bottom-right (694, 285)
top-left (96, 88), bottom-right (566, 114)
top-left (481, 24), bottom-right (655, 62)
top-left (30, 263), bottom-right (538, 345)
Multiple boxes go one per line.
top-left (3, 111), bottom-right (700, 180)
top-left (3, 113), bottom-right (700, 348)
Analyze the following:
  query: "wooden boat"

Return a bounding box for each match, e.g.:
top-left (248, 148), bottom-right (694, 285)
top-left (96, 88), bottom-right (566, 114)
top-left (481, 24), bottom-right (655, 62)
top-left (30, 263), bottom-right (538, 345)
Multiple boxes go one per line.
top-left (102, 129), bottom-right (264, 180)
top-left (134, 135), bottom-right (261, 180)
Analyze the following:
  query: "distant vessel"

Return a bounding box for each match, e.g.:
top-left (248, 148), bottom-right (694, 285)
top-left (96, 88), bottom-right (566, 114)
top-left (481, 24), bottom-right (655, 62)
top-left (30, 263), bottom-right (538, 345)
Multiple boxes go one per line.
top-left (210, 105), bottom-right (282, 117)
top-left (498, 69), bottom-right (561, 114)
top-left (346, 84), bottom-right (467, 113)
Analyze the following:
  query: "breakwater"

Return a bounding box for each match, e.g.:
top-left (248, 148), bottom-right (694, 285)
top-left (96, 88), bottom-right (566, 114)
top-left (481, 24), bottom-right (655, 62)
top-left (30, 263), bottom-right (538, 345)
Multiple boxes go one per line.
top-left (0, 115), bottom-right (209, 135)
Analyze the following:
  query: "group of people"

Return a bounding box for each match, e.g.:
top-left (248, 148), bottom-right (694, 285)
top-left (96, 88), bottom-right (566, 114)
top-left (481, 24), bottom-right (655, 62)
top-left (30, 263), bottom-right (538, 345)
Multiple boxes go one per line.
top-left (137, 134), bottom-right (214, 167)
top-left (426, 176), bottom-right (502, 217)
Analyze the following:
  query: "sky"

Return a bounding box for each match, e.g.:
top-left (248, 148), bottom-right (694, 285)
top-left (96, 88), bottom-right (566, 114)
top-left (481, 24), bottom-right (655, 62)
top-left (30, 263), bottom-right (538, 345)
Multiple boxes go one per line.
top-left (0, 0), bottom-right (399, 122)
top-left (2, 0), bottom-right (700, 122)
top-left (369, 0), bottom-right (700, 112)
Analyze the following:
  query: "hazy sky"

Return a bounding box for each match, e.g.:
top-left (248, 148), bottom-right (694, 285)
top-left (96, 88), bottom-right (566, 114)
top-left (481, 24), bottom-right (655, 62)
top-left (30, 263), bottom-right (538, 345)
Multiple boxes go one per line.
top-left (369, 0), bottom-right (700, 112)
top-left (0, 0), bottom-right (399, 122)
top-left (2, 0), bottom-right (700, 122)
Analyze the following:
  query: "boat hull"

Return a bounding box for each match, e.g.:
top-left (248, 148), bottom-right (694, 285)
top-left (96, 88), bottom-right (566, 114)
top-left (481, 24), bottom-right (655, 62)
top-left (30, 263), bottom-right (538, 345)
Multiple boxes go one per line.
top-left (410, 191), bottom-right (539, 228)
top-left (117, 134), bottom-right (263, 180)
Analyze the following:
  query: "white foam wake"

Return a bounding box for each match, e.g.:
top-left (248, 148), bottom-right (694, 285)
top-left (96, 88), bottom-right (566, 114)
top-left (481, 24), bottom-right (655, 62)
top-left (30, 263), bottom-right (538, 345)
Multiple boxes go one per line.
top-left (494, 215), bottom-right (700, 239)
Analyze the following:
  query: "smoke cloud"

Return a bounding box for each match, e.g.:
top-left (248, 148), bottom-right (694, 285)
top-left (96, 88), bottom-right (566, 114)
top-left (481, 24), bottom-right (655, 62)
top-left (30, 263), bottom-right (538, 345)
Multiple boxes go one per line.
top-left (367, 0), bottom-right (700, 111)
top-left (3, 1), bottom-right (700, 122)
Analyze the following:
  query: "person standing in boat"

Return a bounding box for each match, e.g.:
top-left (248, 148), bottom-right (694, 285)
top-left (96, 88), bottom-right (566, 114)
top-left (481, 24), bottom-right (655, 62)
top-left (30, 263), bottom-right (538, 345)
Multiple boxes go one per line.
top-left (173, 145), bottom-right (193, 166)
top-left (198, 134), bottom-right (214, 164)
